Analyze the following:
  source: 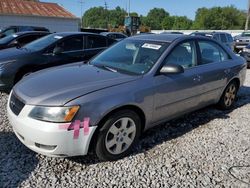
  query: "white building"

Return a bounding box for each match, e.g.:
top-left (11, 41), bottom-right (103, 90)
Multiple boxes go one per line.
top-left (0, 0), bottom-right (80, 32)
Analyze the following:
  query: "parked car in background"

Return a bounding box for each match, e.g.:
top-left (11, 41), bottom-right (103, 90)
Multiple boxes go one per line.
top-left (100, 32), bottom-right (127, 41)
top-left (234, 31), bottom-right (250, 53)
top-left (240, 44), bottom-right (250, 68)
top-left (190, 32), bottom-right (234, 50)
top-left (0, 32), bottom-right (115, 92)
top-left (0, 26), bottom-right (49, 39)
top-left (0, 31), bottom-right (50, 50)
top-left (8, 34), bottom-right (247, 161)
top-left (161, 31), bottom-right (184, 35)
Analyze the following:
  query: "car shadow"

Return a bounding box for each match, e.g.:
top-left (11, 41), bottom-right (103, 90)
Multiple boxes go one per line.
top-left (0, 132), bottom-right (39, 188)
top-left (71, 86), bottom-right (250, 164)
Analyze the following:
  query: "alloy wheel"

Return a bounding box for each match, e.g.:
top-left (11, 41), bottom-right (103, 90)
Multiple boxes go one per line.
top-left (105, 117), bottom-right (136, 155)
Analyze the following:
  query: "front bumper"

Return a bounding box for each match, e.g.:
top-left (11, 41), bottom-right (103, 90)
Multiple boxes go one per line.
top-left (7, 96), bottom-right (97, 157)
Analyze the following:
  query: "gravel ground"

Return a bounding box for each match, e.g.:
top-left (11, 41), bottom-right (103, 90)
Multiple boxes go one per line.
top-left (0, 71), bottom-right (250, 188)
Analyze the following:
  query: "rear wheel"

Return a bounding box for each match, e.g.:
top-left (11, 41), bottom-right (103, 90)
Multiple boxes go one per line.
top-left (217, 81), bottom-right (238, 110)
top-left (95, 110), bottom-right (141, 161)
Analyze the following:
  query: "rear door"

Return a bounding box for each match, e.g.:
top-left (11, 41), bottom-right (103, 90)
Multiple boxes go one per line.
top-left (195, 40), bottom-right (233, 104)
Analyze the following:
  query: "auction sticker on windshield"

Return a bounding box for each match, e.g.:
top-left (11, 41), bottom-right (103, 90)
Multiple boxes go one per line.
top-left (142, 43), bottom-right (162, 50)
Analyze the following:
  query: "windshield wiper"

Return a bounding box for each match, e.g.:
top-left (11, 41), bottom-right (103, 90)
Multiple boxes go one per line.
top-left (94, 64), bottom-right (118, 73)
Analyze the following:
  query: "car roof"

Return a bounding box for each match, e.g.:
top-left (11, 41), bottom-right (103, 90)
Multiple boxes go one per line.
top-left (52, 32), bottom-right (106, 37)
top-left (130, 34), bottom-right (186, 43)
top-left (12, 31), bottom-right (50, 36)
top-left (101, 32), bottom-right (126, 35)
top-left (192, 31), bottom-right (231, 35)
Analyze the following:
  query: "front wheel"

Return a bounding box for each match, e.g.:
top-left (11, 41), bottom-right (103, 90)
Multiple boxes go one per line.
top-left (95, 110), bottom-right (141, 161)
top-left (217, 81), bottom-right (238, 110)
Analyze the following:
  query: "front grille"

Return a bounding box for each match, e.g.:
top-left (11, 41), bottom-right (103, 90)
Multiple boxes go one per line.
top-left (9, 92), bottom-right (25, 116)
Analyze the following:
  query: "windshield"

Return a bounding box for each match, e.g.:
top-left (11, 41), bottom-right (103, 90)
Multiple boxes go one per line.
top-left (91, 39), bottom-right (169, 75)
top-left (24, 33), bottom-right (63, 51)
top-left (242, 32), bottom-right (250, 37)
top-left (0, 34), bottom-right (18, 44)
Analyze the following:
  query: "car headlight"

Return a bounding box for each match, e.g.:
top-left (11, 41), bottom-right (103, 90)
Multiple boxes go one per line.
top-left (236, 39), bottom-right (240, 42)
top-left (0, 60), bottom-right (16, 69)
top-left (29, 106), bottom-right (80, 123)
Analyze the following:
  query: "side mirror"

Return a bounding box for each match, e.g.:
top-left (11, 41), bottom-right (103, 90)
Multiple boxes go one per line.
top-left (160, 64), bottom-right (184, 75)
top-left (53, 47), bottom-right (63, 55)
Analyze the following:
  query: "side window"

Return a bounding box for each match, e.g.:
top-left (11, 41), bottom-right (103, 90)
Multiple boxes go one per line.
top-left (198, 41), bottom-right (230, 65)
top-left (86, 35), bottom-right (107, 49)
top-left (163, 41), bottom-right (197, 69)
top-left (56, 36), bottom-right (83, 52)
top-left (17, 35), bottom-right (40, 45)
top-left (220, 34), bottom-right (227, 43)
top-left (212, 34), bottom-right (220, 41)
top-left (116, 34), bottom-right (126, 39)
top-left (3, 28), bottom-right (16, 36)
top-left (107, 34), bottom-right (116, 40)
top-left (226, 34), bottom-right (233, 42)
top-left (19, 26), bottom-right (32, 32)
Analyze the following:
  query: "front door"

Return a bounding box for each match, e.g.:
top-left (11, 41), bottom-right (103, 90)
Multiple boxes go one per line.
top-left (44, 35), bottom-right (85, 67)
top-left (153, 40), bottom-right (203, 123)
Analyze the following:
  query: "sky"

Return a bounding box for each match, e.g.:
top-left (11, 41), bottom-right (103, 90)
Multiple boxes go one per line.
top-left (41, 0), bottom-right (247, 20)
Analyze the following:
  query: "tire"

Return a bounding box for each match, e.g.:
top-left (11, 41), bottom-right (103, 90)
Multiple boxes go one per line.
top-left (217, 81), bottom-right (238, 110)
top-left (95, 110), bottom-right (141, 161)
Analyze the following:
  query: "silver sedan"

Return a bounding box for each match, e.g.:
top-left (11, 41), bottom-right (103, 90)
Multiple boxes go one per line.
top-left (8, 34), bottom-right (247, 161)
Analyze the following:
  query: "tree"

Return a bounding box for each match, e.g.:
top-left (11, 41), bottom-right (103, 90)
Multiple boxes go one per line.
top-left (172, 16), bottom-right (193, 30)
top-left (192, 6), bottom-right (246, 30)
top-left (83, 6), bottom-right (126, 28)
top-left (144, 8), bottom-right (169, 30)
top-left (162, 16), bottom-right (174, 30)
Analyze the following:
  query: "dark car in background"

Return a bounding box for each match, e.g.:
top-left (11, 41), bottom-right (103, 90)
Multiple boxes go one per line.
top-left (100, 32), bottom-right (127, 41)
top-left (234, 31), bottom-right (250, 53)
top-left (0, 31), bottom-right (50, 50)
top-left (161, 31), bottom-right (184, 35)
top-left (0, 32), bottom-right (115, 92)
top-left (190, 32), bottom-right (234, 50)
top-left (240, 44), bottom-right (250, 68)
top-left (0, 26), bottom-right (49, 39)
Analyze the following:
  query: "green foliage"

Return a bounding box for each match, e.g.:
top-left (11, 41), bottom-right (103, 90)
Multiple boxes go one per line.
top-left (83, 6), bottom-right (126, 28)
top-left (143, 8), bottom-right (169, 29)
top-left (82, 5), bottom-right (247, 30)
top-left (192, 6), bottom-right (246, 30)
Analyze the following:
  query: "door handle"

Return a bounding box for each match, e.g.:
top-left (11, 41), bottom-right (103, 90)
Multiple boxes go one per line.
top-left (193, 75), bottom-right (201, 82)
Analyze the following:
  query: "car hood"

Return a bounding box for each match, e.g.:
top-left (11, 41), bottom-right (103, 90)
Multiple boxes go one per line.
top-left (235, 36), bottom-right (250, 41)
top-left (13, 63), bottom-right (141, 106)
top-left (0, 47), bottom-right (32, 60)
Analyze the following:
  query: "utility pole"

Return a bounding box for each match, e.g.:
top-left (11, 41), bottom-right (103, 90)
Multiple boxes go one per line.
top-left (78, 0), bottom-right (84, 28)
top-left (104, 1), bottom-right (109, 29)
top-left (128, 0), bottom-right (130, 16)
top-left (245, 0), bottom-right (250, 31)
